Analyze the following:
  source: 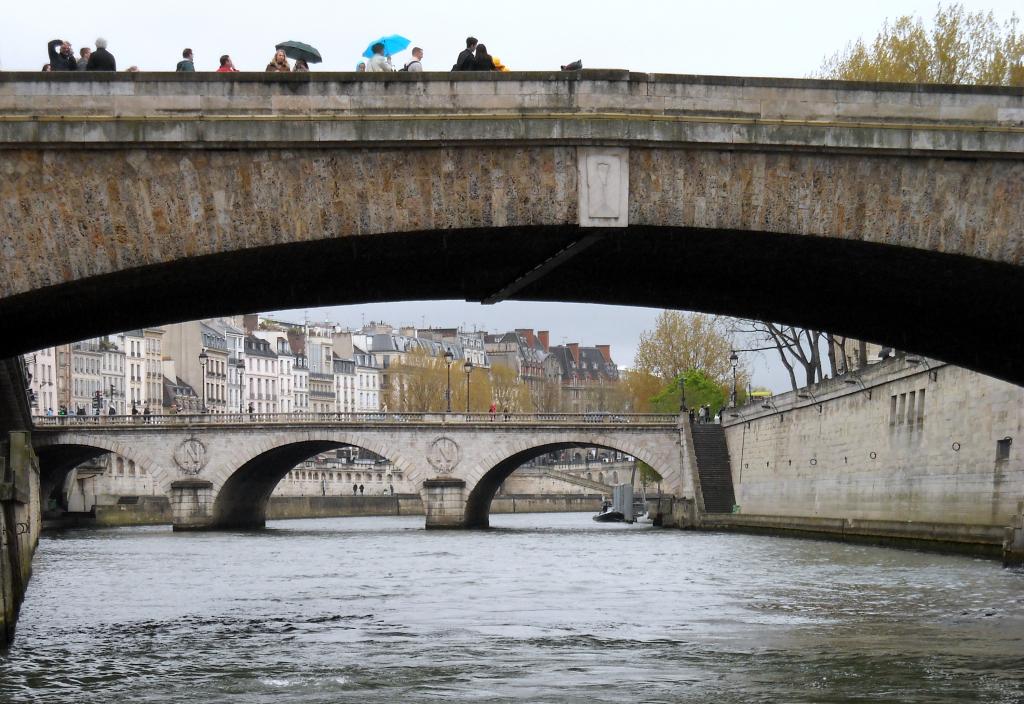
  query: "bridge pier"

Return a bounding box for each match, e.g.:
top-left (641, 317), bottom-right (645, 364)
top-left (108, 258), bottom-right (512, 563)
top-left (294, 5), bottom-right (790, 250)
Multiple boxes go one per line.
top-left (170, 480), bottom-right (215, 531)
top-left (422, 479), bottom-right (468, 529)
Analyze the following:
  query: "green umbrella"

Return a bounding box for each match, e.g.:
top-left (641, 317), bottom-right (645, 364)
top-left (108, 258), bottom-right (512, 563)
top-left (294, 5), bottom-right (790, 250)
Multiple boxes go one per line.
top-left (275, 41), bottom-right (323, 64)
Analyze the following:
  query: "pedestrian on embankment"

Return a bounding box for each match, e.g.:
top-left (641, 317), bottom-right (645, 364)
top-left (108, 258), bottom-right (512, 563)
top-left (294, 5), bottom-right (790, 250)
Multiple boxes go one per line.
top-left (176, 48), bottom-right (195, 71)
top-left (452, 36), bottom-right (477, 71)
top-left (266, 49), bottom-right (291, 72)
top-left (46, 39), bottom-right (77, 71)
top-left (217, 55), bottom-right (238, 72)
top-left (86, 38), bottom-right (116, 71)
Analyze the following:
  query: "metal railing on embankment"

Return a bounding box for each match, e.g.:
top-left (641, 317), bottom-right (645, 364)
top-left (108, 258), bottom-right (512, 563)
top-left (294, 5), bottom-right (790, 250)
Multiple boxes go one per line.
top-left (31, 412), bottom-right (681, 429)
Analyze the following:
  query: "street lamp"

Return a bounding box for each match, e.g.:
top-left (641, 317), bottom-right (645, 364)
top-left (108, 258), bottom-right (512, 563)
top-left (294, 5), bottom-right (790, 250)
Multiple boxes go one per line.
top-left (236, 359), bottom-right (246, 413)
top-left (729, 350), bottom-right (739, 408)
top-left (444, 349), bottom-right (455, 413)
top-left (463, 360), bottom-right (474, 413)
top-left (198, 349), bottom-right (209, 413)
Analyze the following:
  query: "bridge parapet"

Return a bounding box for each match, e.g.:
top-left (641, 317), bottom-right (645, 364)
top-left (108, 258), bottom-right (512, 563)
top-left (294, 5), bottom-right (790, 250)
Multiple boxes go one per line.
top-left (1, 72), bottom-right (1021, 156)
top-left (31, 412), bottom-right (681, 430)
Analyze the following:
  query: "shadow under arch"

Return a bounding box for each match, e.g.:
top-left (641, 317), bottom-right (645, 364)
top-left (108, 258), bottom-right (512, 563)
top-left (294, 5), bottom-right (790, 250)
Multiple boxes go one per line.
top-left (464, 442), bottom-right (671, 529)
top-left (3, 225), bottom-right (1023, 386)
top-left (34, 444), bottom-right (111, 511)
top-left (212, 440), bottom-right (399, 530)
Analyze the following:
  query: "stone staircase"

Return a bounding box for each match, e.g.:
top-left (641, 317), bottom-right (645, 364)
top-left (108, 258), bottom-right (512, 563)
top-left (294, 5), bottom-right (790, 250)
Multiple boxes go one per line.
top-left (540, 467), bottom-right (614, 493)
top-left (690, 424), bottom-right (736, 514)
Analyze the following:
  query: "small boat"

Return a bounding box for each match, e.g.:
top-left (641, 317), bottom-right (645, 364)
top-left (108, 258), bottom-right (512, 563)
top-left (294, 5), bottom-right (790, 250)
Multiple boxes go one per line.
top-left (592, 501), bottom-right (625, 522)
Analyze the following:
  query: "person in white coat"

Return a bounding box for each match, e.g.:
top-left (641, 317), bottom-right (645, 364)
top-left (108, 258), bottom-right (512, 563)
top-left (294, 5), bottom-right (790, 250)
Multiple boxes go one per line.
top-left (366, 43), bottom-right (393, 72)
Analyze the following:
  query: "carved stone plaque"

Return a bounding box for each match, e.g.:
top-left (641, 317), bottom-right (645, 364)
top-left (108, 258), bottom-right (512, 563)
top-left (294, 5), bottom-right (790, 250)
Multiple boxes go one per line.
top-left (578, 147), bottom-right (629, 227)
top-left (426, 436), bottom-right (461, 474)
top-left (173, 438), bottom-right (208, 475)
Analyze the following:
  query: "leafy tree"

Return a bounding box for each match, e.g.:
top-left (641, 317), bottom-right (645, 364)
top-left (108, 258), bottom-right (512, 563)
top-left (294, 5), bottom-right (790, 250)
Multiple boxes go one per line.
top-left (637, 460), bottom-right (662, 487)
top-left (635, 311), bottom-right (738, 385)
top-left (388, 349), bottom-right (447, 412)
top-left (649, 369), bottom-right (735, 414)
top-left (820, 4), bottom-right (1023, 86)
top-left (489, 364), bottom-right (530, 413)
top-left (621, 370), bottom-right (663, 413)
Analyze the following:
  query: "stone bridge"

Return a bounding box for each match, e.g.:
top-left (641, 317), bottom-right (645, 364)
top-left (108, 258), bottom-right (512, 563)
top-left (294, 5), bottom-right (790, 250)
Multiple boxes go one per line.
top-left (31, 412), bottom-right (691, 529)
top-left (1, 72), bottom-right (1023, 383)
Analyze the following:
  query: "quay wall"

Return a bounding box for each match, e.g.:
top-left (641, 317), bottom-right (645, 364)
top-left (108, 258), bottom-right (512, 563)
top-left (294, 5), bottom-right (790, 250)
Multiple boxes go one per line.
top-left (73, 493), bottom-right (603, 525)
top-left (720, 357), bottom-right (1023, 555)
top-left (265, 494), bottom-right (603, 521)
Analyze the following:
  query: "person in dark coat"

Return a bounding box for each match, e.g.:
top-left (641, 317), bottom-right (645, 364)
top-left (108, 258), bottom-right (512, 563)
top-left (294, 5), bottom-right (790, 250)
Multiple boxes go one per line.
top-left (86, 38), bottom-right (116, 71)
top-left (473, 44), bottom-right (496, 71)
top-left (47, 39), bottom-right (77, 71)
top-left (176, 48), bottom-right (195, 72)
top-left (452, 36), bottom-right (477, 71)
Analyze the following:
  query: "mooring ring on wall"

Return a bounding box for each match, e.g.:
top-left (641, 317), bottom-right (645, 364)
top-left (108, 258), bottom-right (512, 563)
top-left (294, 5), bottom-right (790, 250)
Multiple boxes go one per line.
top-left (809, 458), bottom-right (817, 466)
top-left (869, 451), bottom-right (877, 460)
top-left (952, 442), bottom-right (961, 452)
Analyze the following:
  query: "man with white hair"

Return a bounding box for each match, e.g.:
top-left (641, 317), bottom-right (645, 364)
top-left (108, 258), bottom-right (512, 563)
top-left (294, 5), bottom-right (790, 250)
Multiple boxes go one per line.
top-left (86, 38), bottom-right (116, 71)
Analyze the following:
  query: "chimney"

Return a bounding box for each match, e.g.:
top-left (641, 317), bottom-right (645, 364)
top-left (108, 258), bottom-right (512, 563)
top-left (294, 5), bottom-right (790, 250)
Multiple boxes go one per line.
top-left (596, 345), bottom-right (611, 363)
top-left (568, 343), bottom-right (580, 364)
top-left (242, 313), bottom-right (259, 335)
top-left (516, 329), bottom-right (535, 347)
top-left (538, 330), bottom-right (550, 352)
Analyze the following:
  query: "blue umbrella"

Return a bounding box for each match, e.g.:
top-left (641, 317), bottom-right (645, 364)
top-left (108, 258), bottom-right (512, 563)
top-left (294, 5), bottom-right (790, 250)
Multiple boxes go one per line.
top-left (362, 34), bottom-right (411, 59)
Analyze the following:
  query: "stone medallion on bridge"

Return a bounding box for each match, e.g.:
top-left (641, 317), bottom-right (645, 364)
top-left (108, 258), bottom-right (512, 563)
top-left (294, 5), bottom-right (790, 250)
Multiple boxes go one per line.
top-left (426, 436), bottom-right (461, 474)
top-left (173, 438), bottom-right (208, 475)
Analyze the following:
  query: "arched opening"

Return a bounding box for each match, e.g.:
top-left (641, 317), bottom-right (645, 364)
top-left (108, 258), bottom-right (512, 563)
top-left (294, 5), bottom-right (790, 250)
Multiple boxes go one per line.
top-left (212, 440), bottom-right (400, 529)
top-left (463, 442), bottom-right (670, 529)
top-left (34, 444), bottom-right (111, 516)
top-left (3, 225), bottom-right (1022, 387)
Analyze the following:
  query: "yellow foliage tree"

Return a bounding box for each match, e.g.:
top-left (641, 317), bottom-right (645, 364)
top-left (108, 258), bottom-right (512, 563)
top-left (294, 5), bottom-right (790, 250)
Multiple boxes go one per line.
top-left (634, 311), bottom-right (737, 386)
top-left (820, 4), bottom-right (1023, 86)
top-left (621, 370), bottom-right (664, 413)
top-left (488, 364), bottom-right (531, 413)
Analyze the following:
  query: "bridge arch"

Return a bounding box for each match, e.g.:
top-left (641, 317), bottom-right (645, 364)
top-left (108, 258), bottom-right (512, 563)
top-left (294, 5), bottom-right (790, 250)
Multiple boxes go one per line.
top-left (209, 432), bottom-right (415, 529)
top-left (462, 436), bottom-right (681, 529)
top-left (33, 438), bottom-right (167, 510)
top-left (1, 74), bottom-right (1023, 384)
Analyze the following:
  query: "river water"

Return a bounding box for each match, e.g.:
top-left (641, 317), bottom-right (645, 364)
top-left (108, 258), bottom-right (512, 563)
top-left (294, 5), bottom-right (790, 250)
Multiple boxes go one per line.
top-left (2, 513), bottom-right (1023, 703)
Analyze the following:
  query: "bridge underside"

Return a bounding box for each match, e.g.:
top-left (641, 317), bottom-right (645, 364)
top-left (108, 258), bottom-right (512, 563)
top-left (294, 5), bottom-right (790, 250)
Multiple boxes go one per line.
top-left (462, 442), bottom-right (645, 529)
top-left (34, 444), bottom-right (110, 513)
top-left (209, 440), bottom-right (344, 530)
top-left (5, 225), bottom-right (1023, 385)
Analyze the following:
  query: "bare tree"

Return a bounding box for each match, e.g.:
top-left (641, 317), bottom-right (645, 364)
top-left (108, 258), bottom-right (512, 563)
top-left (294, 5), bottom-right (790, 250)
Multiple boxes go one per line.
top-left (733, 322), bottom-right (868, 392)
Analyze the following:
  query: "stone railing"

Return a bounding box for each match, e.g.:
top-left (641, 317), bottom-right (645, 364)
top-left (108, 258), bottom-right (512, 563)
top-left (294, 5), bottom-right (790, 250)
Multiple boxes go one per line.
top-left (31, 411), bottom-right (680, 428)
top-left (1, 71), bottom-right (1020, 156)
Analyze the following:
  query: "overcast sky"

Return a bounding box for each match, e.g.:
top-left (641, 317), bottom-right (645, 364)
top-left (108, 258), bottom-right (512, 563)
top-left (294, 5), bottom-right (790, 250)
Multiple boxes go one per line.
top-left (4, 1), bottom-right (1017, 389)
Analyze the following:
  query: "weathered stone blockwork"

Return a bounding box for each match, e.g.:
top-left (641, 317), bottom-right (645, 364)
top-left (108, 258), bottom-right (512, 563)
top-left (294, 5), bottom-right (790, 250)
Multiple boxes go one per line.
top-left (724, 360), bottom-right (1023, 533)
top-left (0, 73), bottom-right (1022, 382)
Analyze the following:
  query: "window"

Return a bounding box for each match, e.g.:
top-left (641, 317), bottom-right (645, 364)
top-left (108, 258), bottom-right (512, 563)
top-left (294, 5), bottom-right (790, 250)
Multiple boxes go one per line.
top-left (916, 389), bottom-right (926, 423)
top-left (897, 394), bottom-right (907, 425)
top-left (889, 395), bottom-right (898, 426)
top-left (907, 391), bottom-right (916, 426)
top-left (996, 438), bottom-right (1012, 461)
